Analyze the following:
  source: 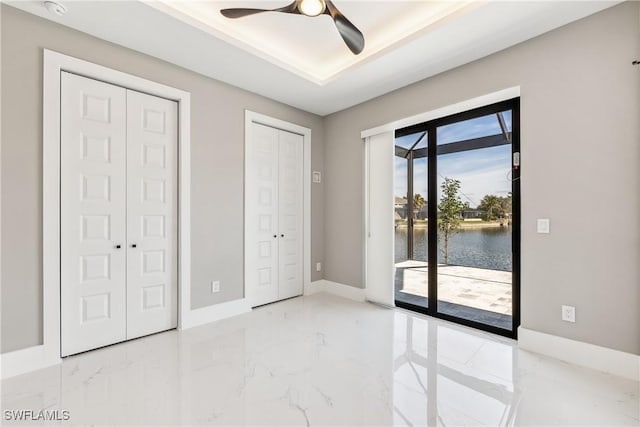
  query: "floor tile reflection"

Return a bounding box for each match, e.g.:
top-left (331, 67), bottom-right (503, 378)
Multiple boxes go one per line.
top-left (2, 293), bottom-right (638, 426)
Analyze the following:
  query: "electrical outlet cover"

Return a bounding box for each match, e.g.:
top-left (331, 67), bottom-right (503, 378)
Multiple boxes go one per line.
top-left (561, 305), bottom-right (575, 322)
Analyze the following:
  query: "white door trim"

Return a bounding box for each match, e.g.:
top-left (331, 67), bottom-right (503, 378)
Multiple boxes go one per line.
top-left (42, 49), bottom-right (191, 366)
top-left (244, 110), bottom-right (311, 306)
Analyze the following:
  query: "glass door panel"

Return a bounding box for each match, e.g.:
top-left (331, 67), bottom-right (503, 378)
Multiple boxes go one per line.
top-left (436, 111), bottom-right (514, 331)
top-left (395, 131), bottom-right (429, 308)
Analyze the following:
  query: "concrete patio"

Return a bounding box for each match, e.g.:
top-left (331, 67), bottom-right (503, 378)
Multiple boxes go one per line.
top-left (394, 260), bottom-right (513, 329)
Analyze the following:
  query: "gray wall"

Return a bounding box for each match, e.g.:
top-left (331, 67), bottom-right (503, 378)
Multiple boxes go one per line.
top-left (2, 2), bottom-right (638, 357)
top-left (0, 5), bottom-right (325, 353)
top-left (323, 2), bottom-right (640, 355)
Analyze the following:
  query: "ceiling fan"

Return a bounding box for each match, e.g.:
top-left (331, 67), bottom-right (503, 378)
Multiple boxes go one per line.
top-left (220, 0), bottom-right (365, 55)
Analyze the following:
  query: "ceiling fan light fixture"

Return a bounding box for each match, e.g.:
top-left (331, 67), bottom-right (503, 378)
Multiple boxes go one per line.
top-left (296, 0), bottom-right (326, 17)
top-left (220, 0), bottom-right (364, 55)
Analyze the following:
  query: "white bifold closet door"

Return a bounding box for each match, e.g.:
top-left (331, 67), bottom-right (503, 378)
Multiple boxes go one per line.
top-left (125, 90), bottom-right (178, 340)
top-left (246, 122), bottom-right (303, 308)
top-left (61, 72), bottom-right (177, 356)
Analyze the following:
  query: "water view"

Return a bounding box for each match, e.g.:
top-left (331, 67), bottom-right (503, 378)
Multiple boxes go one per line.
top-left (394, 225), bottom-right (512, 271)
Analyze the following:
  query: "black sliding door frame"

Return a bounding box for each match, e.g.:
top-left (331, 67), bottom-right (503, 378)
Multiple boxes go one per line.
top-left (394, 98), bottom-right (521, 339)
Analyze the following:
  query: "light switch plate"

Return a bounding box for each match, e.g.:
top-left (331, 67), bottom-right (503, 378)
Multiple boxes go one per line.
top-left (312, 171), bottom-right (321, 184)
top-left (211, 281), bottom-right (221, 293)
top-left (537, 218), bottom-right (550, 234)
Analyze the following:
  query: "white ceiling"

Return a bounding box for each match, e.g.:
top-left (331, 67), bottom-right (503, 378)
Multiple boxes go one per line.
top-left (145, 1), bottom-right (480, 84)
top-left (7, 1), bottom-right (620, 116)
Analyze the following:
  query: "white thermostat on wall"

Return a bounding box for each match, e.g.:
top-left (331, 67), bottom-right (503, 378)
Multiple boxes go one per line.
top-left (312, 171), bottom-right (321, 184)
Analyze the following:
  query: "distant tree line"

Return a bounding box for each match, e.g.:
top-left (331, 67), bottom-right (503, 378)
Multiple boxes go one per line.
top-left (477, 193), bottom-right (512, 221)
top-left (407, 191), bottom-right (512, 222)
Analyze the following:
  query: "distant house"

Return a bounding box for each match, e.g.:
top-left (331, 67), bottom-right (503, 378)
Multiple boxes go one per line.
top-left (395, 197), bottom-right (428, 220)
top-left (395, 197), bottom-right (408, 220)
top-left (463, 209), bottom-right (485, 220)
top-left (416, 204), bottom-right (428, 220)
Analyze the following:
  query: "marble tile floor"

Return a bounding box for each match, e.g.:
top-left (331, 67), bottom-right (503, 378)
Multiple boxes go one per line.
top-left (1, 293), bottom-right (638, 426)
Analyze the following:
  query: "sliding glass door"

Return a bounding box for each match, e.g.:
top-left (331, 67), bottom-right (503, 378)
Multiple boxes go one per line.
top-left (394, 99), bottom-right (520, 338)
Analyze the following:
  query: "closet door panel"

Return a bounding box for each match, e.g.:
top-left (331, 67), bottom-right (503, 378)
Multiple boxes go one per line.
top-left (126, 90), bottom-right (178, 339)
top-left (247, 123), bottom-right (280, 307)
top-left (60, 72), bottom-right (127, 356)
top-left (277, 130), bottom-right (304, 300)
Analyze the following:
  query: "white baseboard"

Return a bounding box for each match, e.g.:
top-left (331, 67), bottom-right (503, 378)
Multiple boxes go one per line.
top-left (518, 327), bottom-right (640, 381)
top-left (1, 345), bottom-right (61, 380)
top-left (180, 298), bottom-right (252, 330)
top-left (305, 280), bottom-right (366, 302)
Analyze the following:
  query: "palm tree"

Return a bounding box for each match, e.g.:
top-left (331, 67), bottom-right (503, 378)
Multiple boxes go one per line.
top-left (413, 193), bottom-right (426, 218)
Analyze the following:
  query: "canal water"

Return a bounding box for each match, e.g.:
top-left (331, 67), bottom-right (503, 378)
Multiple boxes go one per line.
top-left (395, 226), bottom-right (512, 271)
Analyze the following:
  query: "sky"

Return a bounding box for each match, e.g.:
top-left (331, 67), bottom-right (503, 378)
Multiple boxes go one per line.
top-left (394, 111), bottom-right (513, 208)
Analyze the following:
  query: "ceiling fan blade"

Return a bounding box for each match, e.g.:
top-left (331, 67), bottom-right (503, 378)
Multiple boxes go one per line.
top-left (220, 1), bottom-right (299, 19)
top-left (324, 0), bottom-right (364, 55)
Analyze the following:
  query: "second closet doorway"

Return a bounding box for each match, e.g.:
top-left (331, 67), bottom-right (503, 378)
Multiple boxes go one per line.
top-left (61, 72), bottom-right (178, 356)
top-left (245, 117), bottom-right (305, 308)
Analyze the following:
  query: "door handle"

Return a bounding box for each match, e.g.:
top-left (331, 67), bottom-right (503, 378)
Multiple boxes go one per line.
top-left (280, 234), bottom-right (284, 238)
top-left (115, 244), bottom-right (121, 249)
top-left (131, 244), bottom-right (137, 248)
top-left (273, 235), bottom-right (277, 238)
